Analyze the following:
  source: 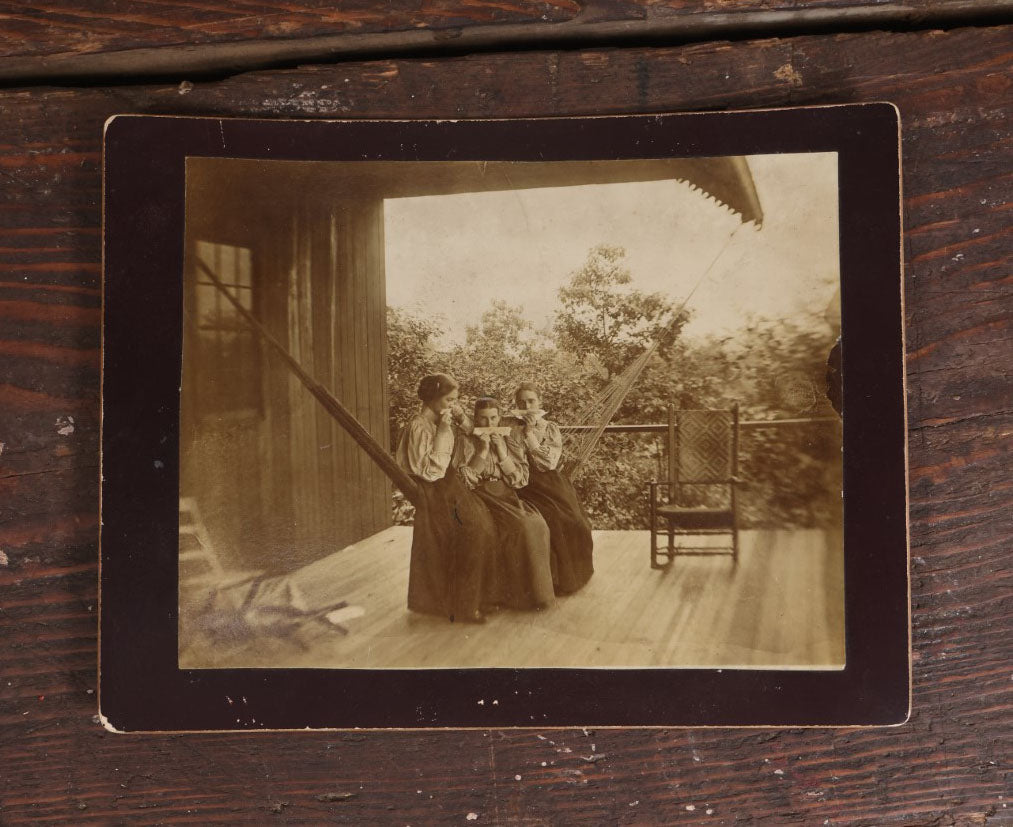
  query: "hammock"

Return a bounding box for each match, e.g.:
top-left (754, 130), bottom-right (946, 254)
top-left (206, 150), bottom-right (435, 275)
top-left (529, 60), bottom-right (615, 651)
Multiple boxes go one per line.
top-left (559, 221), bottom-right (748, 478)
top-left (198, 157), bottom-right (763, 502)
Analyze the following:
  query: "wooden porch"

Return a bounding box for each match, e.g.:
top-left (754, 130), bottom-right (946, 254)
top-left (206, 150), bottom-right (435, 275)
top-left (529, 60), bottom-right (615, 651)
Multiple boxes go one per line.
top-left (180, 526), bottom-right (844, 670)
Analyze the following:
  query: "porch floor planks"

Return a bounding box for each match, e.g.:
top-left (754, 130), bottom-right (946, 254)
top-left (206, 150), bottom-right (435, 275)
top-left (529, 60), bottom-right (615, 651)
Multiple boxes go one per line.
top-left (181, 525), bottom-right (844, 670)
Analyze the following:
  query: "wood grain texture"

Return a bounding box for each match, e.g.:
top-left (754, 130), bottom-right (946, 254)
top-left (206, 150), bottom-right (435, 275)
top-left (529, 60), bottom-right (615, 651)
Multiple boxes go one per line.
top-left (0, 0), bottom-right (998, 61)
top-left (0, 25), bottom-right (1010, 824)
top-left (2, 0), bottom-right (1011, 83)
top-left (0, 0), bottom-right (582, 60)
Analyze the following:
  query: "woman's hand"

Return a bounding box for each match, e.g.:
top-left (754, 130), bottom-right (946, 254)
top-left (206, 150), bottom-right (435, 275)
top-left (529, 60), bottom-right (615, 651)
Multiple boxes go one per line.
top-left (522, 412), bottom-right (540, 432)
top-left (449, 402), bottom-right (466, 423)
top-left (490, 433), bottom-right (508, 459)
top-left (438, 408), bottom-right (454, 428)
top-left (476, 433), bottom-right (492, 456)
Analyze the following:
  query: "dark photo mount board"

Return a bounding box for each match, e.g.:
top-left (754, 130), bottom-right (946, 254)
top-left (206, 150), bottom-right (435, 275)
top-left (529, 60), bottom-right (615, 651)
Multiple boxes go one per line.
top-left (99, 106), bottom-right (909, 732)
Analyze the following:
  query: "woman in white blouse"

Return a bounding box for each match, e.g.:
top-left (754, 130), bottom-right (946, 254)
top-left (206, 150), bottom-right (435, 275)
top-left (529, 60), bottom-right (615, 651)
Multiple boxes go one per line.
top-left (511, 382), bottom-right (594, 595)
top-left (395, 373), bottom-right (494, 623)
top-left (453, 397), bottom-right (554, 611)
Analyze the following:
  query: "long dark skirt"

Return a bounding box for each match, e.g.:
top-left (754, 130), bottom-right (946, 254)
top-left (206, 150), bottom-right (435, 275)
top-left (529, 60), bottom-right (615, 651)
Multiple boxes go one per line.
top-left (520, 468), bottom-right (594, 595)
top-left (475, 480), bottom-right (555, 610)
top-left (407, 469), bottom-right (496, 622)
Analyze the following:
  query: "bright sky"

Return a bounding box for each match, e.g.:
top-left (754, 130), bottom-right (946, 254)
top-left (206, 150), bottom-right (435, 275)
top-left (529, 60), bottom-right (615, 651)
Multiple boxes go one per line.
top-left (384, 153), bottom-right (840, 346)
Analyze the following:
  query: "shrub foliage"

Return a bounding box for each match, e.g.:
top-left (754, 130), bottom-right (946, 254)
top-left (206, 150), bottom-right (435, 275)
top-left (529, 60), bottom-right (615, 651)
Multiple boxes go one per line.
top-left (388, 246), bottom-right (841, 530)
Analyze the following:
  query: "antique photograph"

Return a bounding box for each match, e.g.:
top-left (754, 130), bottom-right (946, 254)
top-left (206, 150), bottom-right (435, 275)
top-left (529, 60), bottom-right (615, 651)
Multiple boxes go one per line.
top-left (177, 152), bottom-right (845, 671)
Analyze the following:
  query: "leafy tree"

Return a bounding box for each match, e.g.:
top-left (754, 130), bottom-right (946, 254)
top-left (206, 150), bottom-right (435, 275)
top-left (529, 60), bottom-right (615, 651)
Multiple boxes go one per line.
top-left (446, 301), bottom-right (598, 415)
top-left (554, 244), bottom-right (687, 379)
top-left (709, 315), bottom-right (841, 529)
top-left (462, 300), bottom-right (545, 357)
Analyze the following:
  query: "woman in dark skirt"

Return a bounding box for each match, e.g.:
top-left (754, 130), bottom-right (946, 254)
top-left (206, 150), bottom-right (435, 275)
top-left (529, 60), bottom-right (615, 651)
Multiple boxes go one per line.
top-left (511, 382), bottom-right (594, 595)
top-left (453, 397), bottom-right (555, 611)
top-left (395, 373), bottom-right (495, 623)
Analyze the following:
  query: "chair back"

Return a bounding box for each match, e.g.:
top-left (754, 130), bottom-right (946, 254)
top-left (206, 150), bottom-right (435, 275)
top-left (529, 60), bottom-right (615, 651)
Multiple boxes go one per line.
top-left (672, 407), bottom-right (738, 484)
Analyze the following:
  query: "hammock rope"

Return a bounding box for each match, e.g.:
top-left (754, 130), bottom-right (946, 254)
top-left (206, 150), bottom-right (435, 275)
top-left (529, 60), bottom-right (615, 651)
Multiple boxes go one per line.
top-left (194, 258), bottom-right (423, 506)
top-left (560, 222), bottom-right (744, 478)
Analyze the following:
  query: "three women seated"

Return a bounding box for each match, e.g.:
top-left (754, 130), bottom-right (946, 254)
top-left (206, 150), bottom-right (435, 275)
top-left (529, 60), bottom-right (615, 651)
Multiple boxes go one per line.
top-left (395, 373), bottom-right (594, 623)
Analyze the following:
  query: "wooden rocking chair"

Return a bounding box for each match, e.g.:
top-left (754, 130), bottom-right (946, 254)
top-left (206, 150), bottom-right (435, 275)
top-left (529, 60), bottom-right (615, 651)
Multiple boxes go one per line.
top-left (649, 404), bottom-right (742, 568)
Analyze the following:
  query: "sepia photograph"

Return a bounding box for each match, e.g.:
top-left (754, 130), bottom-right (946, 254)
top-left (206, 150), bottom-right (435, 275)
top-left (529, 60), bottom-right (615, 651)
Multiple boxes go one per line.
top-left (177, 152), bottom-right (845, 672)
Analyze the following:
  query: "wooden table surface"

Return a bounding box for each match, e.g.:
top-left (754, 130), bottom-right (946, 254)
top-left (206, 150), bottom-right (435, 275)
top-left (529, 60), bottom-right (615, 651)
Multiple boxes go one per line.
top-left (1, 1), bottom-right (1010, 823)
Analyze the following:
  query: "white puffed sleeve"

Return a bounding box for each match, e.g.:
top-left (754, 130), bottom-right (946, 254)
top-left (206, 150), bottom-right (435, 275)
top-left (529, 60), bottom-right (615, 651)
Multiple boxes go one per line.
top-left (526, 421), bottom-right (563, 472)
top-left (501, 430), bottom-right (530, 489)
top-left (396, 416), bottom-right (454, 482)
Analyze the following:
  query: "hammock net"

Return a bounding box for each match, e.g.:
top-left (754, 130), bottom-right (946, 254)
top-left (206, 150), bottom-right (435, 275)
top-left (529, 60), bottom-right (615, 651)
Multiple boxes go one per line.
top-left (558, 218), bottom-right (754, 478)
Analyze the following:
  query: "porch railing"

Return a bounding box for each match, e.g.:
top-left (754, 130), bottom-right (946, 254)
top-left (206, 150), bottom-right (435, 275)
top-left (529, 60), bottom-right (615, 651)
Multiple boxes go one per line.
top-left (559, 416), bottom-right (839, 434)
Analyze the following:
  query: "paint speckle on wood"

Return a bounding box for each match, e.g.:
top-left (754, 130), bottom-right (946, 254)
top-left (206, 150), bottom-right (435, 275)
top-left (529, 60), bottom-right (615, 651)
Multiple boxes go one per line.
top-left (773, 62), bottom-right (803, 87)
top-left (315, 792), bottom-right (355, 802)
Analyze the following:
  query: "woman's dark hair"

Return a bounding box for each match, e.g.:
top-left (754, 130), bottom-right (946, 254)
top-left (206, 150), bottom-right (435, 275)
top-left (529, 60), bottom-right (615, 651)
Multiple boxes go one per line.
top-left (473, 397), bottom-right (500, 415)
top-left (417, 373), bottom-right (459, 404)
top-left (513, 382), bottom-right (540, 404)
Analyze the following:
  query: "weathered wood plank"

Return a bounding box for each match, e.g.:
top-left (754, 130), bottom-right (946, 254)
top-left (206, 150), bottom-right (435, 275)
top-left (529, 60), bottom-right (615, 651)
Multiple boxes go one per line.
top-left (2, 0), bottom-right (1011, 83)
top-left (0, 25), bottom-right (1010, 825)
top-left (0, 0), bottom-right (580, 60)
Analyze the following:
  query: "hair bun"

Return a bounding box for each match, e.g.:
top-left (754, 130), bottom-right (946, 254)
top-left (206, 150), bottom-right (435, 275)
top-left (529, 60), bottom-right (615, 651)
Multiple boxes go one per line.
top-left (418, 373), bottom-right (458, 403)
